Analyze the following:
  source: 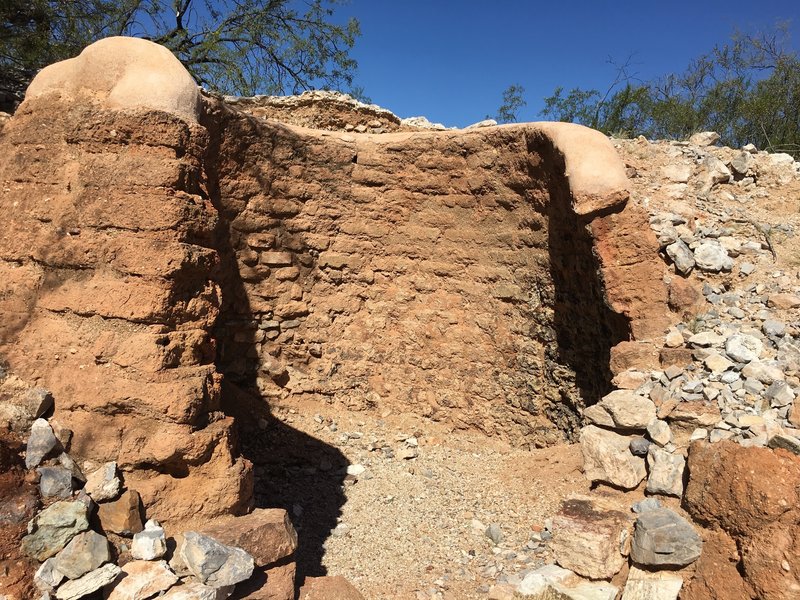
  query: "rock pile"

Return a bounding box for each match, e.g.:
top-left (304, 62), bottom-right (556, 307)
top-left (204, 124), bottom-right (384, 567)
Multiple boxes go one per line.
top-left (14, 410), bottom-right (301, 600)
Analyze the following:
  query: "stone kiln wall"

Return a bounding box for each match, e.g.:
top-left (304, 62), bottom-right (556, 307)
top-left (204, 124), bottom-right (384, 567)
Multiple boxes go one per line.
top-left (208, 103), bottom-right (668, 446)
top-left (0, 45), bottom-right (253, 526)
top-left (0, 37), bottom-right (669, 526)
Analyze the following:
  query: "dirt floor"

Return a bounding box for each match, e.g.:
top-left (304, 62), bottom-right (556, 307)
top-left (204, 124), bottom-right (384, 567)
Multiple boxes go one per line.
top-left (244, 399), bottom-right (592, 599)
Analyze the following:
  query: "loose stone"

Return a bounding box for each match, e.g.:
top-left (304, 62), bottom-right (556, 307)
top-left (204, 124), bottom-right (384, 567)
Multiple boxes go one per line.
top-left (55, 563), bottom-right (121, 600)
top-left (54, 530), bottom-right (110, 580)
top-left (630, 508), bottom-right (702, 567)
top-left (26, 418), bottom-right (59, 469)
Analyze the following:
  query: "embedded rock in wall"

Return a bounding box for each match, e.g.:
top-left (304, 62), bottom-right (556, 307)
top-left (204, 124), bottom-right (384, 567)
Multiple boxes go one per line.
top-left (0, 37), bottom-right (252, 527)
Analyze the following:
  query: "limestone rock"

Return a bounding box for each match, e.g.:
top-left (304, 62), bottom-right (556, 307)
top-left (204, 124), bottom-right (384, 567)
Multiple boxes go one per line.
top-left (0, 383), bottom-right (54, 434)
top-left (550, 495), bottom-right (630, 579)
top-left (54, 530), bottom-right (110, 580)
top-left (665, 240), bottom-right (695, 274)
top-left (621, 566), bottom-right (682, 600)
top-left (766, 381), bottom-right (796, 408)
top-left (55, 563), bottom-right (121, 600)
top-left (725, 334), bottom-right (763, 364)
top-left (106, 560), bottom-right (179, 600)
top-left (26, 418), bottom-right (58, 469)
top-left (646, 447), bottom-right (686, 497)
top-left (516, 564), bottom-right (618, 599)
top-left (687, 331), bottom-right (724, 347)
top-left (198, 508), bottom-right (297, 567)
top-left (580, 425), bottom-right (647, 489)
top-left (693, 241), bottom-right (733, 272)
top-left (631, 508), bottom-right (702, 567)
top-left (179, 531), bottom-right (255, 588)
top-left (84, 462), bottom-right (121, 502)
top-left (689, 131), bottom-right (720, 146)
top-left (97, 489), bottom-right (144, 537)
top-left (131, 519), bottom-right (167, 560)
top-left (585, 390), bottom-right (656, 430)
top-left (702, 155), bottom-right (732, 185)
top-left (21, 500), bottom-right (90, 561)
top-left (703, 352), bottom-right (733, 374)
top-left (647, 420), bottom-right (672, 446)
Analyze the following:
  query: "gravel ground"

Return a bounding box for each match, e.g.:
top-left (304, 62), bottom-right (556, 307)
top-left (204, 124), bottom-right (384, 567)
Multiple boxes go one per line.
top-left (246, 401), bottom-right (589, 599)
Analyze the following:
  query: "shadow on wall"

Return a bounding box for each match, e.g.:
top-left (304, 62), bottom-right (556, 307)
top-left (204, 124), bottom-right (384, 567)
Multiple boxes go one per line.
top-left (528, 133), bottom-right (632, 432)
top-left (201, 106), bottom-right (347, 581)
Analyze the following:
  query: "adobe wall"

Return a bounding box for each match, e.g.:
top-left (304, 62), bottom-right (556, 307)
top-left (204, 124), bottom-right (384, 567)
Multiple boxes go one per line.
top-left (0, 37), bottom-right (669, 525)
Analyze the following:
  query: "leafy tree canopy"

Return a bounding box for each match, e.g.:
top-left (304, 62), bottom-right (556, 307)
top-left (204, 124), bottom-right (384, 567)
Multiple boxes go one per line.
top-left (0, 0), bottom-right (360, 112)
top-left (539, 24), bottom-right (800, 155)
top-left (496, 83), bottom-right (526, 124)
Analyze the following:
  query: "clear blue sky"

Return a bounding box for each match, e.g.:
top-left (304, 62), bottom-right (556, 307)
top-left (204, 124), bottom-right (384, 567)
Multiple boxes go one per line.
top-left (336, 1), bottom-right (799, 127)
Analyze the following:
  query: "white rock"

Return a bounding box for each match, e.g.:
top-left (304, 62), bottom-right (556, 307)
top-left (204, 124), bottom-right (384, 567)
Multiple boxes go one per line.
top-left (466, 119), bottom-right (497, 129)
top-left (26, 418), bottom-right (58, 469)
top-left (587, 390), bottom-right (656, 430)
top-left (34, 558), bottom-right (64, 591)
top-left (661, 164), bottom-right (692, 183)
top-left (689, 131), bottom-right (720, 146)
top-left (83, 462), bottom-right (120, 502)
top-left (687, 331), bottom-right (724, 347)
top-left (725, 334), bottom-right (764, 363)
top-left (131, 519), bottom-right (167, 560)
top-left (665, 240), bottom-right (695, 274)
top-left (646, 420), bottom-right (672, 446)
top-left (704, 352), bottom-right (733, 374)
top-left (106, 560), bottom-right (178, 600)
top-left (179, 532), bottom-right (254, 588)
top-left (517, 564), bottom-right (618, 599)
top-left (346, 464), bottom-right (366, 476)
top-left (694, 241), bottom-right (734, 272)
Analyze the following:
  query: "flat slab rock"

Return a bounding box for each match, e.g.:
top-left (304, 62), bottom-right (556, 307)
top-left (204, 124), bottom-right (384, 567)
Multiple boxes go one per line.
top-left (55, 563), bottom-right (121, 600)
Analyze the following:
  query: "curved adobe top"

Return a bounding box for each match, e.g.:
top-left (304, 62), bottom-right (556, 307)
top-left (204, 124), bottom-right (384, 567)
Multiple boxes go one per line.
top-left (24, 36), bottom-right (200, 122)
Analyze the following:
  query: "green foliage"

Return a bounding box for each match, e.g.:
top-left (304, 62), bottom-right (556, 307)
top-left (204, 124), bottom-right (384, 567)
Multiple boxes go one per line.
top-left (0, 0), bottom-right (121, 110)
top-left (496, 84), bottom-right (526, 123)
top-left (0, 0), bottom-right (361, 112)
top-left (540, 25), bottom-right (800, 155)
